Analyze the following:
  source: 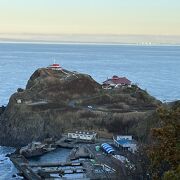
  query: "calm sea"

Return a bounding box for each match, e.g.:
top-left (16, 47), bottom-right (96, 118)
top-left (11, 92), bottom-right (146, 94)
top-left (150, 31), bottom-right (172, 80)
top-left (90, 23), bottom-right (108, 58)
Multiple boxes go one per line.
top-left (0, 43), bottom-right (180, 105)
top-left (0, 42), bottom-right (180, 179)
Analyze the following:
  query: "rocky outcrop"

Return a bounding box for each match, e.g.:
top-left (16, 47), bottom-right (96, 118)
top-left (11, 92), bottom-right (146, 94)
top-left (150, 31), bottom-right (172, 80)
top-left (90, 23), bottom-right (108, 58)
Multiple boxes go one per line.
top-left (0, 68), bottom-right (161, 147)
top-left (0, 68), bottom-right (101, 146)
top-left (0, 106), bottom-right (6, 116)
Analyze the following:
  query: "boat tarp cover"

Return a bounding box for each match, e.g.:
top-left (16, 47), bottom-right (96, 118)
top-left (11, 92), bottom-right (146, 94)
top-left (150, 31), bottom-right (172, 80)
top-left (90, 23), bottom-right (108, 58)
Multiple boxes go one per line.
top-left (101, 143), bottom-right (115, 154)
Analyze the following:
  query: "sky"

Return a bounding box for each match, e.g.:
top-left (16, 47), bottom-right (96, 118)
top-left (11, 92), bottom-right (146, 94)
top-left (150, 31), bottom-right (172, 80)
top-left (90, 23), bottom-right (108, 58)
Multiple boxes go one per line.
top-left (0, 0), bottom-right (180, 42)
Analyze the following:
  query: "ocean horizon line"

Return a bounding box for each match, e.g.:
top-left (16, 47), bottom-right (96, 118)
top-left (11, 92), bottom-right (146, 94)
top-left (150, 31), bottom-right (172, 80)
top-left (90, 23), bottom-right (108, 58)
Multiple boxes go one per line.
top-left (0, 40), bottom-right (180, 47)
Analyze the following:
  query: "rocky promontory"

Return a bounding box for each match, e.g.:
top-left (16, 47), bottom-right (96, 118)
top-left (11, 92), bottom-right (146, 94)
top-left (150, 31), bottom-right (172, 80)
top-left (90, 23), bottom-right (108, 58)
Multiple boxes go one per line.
top-left (0, 68), bottom-right (161, 147)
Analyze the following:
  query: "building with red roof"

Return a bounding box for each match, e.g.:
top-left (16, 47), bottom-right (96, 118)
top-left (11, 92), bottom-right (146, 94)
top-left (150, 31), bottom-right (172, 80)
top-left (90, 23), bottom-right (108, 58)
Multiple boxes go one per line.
top-left (103, 75), bottom-right (131, 89)
top-left (48, 63), bottom-right (62, 70)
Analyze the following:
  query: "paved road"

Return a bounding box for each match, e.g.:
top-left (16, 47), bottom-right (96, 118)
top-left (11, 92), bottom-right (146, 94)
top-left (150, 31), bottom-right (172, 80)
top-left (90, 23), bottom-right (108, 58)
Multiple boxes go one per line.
top-left (27, 101), bottom-right (48, 106)
top-left (68, 97), bottom-right (155, 113)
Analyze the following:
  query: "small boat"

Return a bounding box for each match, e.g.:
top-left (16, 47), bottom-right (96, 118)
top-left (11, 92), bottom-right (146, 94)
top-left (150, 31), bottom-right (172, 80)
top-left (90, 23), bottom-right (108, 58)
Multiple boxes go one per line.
top-left (19, 141), bottom-right (56, 158)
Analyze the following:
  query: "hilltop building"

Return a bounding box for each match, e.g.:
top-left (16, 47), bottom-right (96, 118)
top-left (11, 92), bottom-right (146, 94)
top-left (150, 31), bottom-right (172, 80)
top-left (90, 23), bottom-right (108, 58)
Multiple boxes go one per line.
top-left (48, 63), bottom-right (62, 70)
top-left (103, 75), bottom-right (131, 89)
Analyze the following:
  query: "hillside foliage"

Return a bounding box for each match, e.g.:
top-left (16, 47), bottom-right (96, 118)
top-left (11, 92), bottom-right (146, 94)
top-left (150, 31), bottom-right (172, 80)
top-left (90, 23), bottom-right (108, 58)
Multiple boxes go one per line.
top-left (148, 104), bottom-right (180, 179)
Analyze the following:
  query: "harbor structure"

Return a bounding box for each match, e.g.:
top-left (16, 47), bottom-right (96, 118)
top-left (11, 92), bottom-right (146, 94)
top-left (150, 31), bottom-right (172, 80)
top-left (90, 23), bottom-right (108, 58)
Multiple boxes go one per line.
top-left (101, 143), bottom-right (115, 154)
top-left (113, 135), bottom-right (137, 153)
top-left (68, 131), bottom-right (97, 141)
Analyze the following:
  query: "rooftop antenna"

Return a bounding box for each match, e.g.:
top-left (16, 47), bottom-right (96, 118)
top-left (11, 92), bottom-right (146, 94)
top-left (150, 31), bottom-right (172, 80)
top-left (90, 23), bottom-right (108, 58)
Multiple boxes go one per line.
top-left (53, 58), bottom-right (56, 64)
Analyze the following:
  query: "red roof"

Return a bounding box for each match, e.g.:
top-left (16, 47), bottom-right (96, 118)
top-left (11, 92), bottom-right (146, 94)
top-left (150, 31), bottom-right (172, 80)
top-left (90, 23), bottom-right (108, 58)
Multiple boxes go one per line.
top-left (49, 64), bottom-right (61, 68)
top-left (103, 76), bottom-right (131, 85)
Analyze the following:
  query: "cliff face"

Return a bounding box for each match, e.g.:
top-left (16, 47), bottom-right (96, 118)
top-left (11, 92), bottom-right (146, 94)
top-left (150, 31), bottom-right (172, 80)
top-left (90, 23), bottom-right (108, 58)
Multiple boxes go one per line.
top-left (0, 68), bottom-right (160, 147)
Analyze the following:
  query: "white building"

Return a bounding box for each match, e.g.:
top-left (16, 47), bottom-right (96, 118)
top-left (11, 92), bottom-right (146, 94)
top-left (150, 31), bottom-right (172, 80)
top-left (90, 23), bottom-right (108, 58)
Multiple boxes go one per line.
top-left (116, 135), bottom-right (132, 141)
top-left (68, 131), bottom-right (97, 141)
top-left (113, 135), bottom-right (137, 153)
